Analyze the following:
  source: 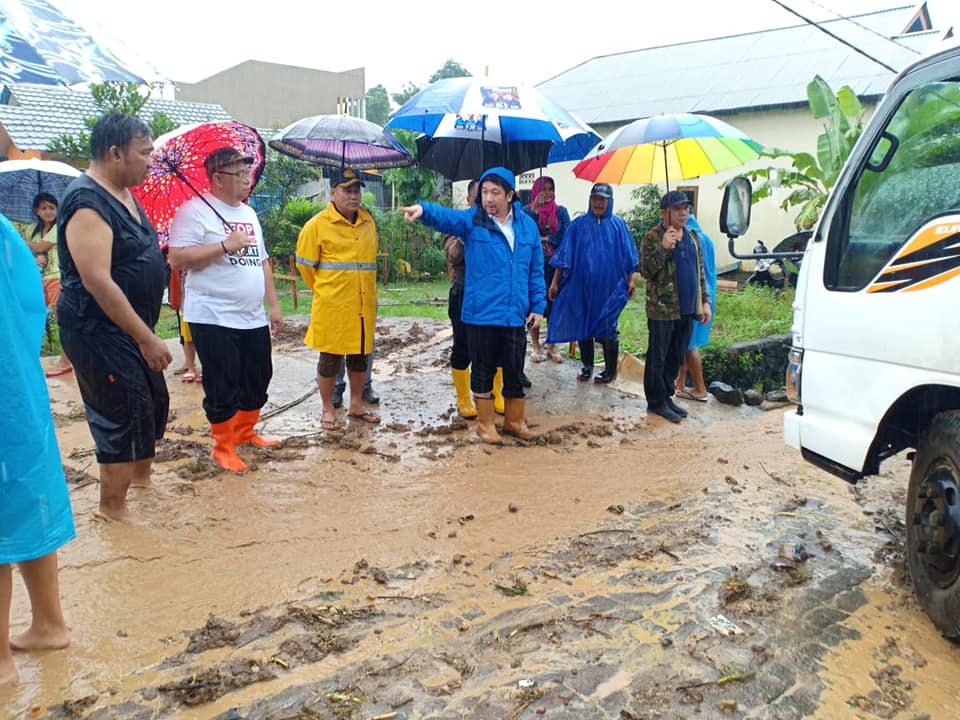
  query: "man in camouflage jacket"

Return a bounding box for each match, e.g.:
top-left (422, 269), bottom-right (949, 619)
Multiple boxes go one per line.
top-left (639, 191), bottom-right (712, 423)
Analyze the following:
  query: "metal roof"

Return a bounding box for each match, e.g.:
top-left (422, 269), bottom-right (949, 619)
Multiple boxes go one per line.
top-left (0, 83), bottom-right (232, 151)
top-left (536, 6), bottom-right (943, 124)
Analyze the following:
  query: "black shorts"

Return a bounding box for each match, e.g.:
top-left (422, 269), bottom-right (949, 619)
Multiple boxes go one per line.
top-left (61, 325), bottom-right (168, 464)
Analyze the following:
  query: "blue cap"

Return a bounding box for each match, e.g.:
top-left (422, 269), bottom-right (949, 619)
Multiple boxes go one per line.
top-left (660, 190), bottom-right (692, 209)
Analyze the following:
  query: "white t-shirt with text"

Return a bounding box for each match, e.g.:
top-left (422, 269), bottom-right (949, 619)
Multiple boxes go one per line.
top-left (168, 194), bottom-right (269, 329)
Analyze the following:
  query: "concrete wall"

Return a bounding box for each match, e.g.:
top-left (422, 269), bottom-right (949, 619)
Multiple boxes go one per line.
top-left (519, 104), bottom-right (875, 270)
top-left (175, 60), bottom-right (366, 130)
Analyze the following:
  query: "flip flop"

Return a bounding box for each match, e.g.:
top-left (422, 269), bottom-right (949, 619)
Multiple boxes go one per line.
top-left (676, 388), bottom-right (709, 402)
top-left (321, 418), bottom-right (342, 431)
top-left (182, 370), bottom-right (197, 383)
top-left (348, 410), bottom-right (381, 424)
top-left (45, 366), bottom-right (73, 377)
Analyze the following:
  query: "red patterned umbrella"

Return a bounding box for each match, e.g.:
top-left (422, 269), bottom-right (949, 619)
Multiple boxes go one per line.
top-left (132, 121), bottom-right (265, 248)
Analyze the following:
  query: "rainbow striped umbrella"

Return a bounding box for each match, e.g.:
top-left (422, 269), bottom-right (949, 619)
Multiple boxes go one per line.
top-left (573, 113), bottom-right (763, 189)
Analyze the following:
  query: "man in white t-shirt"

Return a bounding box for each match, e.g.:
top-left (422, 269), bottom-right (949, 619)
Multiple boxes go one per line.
top-left (168, 147), bottom-right (284, 471)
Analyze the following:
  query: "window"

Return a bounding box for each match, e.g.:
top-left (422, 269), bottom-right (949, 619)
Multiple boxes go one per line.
top-left (677, 185), bottom-right (699, 216)
top-left (826, 80), bottom-right (960, 291)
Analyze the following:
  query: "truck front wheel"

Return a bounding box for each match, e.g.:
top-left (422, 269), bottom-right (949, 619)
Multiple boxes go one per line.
top-left (906, 410), bottom-right (960, 637)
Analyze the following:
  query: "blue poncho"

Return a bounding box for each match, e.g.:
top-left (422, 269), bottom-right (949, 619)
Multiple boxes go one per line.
top-left (0, 213), bottom-right (75, 564)
top-left (545, 193), bottom-right (638, 343)
top-left (687, 214), bottom-right (717, 349)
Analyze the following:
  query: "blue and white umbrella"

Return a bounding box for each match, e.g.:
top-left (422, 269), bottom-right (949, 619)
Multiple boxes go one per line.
top-left (387, 77), bottom-right (597, 180)
top-left (0, 158), bottom-right (80, 223)
top-left (0, 0), bottom-right (145, 86)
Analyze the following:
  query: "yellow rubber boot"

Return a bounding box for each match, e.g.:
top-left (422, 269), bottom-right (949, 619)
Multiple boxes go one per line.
top-left (492, 367), bottom-right (505, 415)
top-left (234, 408), bottom-right (280, 447)
top-left (474, 397), bottom-right (502, 444)
top-left (452, 368), bottom-right (478, 419)
top-left (502, 398), bottom-right (537, 440)
top-left (210, 416), bottom-right (248, 471)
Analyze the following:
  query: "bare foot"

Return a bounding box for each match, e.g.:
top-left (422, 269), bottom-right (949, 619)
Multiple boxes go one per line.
top-left (0, 657), bottom-right (18, 687)
top-left (130, 477), bottom-right (152, 489)
top-left (10, 625), bottom-right (71, 651)
top-left (93, 507), bottom-right (141, 525)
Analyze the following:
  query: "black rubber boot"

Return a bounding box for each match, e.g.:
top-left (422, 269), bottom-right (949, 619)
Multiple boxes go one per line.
top-left (595, 337), bottom-right (619, 384)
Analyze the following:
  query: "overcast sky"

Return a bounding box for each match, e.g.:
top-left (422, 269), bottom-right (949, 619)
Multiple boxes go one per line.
top-left (53, 0), bottom-right (958, 96)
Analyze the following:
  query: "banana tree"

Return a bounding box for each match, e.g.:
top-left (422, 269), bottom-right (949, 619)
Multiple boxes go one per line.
top-left (744, 75), bottom-right (864, 227)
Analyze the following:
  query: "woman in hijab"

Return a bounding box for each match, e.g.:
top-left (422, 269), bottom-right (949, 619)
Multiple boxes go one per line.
top-left (524, 176), bottom-right (570, 364)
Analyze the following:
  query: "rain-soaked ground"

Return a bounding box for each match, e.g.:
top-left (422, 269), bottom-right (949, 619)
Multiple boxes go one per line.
top-left (5, 316), bottom-right (960, 719)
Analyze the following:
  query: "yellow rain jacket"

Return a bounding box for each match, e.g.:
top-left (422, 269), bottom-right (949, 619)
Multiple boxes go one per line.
top-left (296, 202), bottom-right (378, 355)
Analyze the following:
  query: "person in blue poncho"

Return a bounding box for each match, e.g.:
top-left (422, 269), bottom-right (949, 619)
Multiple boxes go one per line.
top-left (0, 212), bottom-right (75, 688)
top-left (675, 214), bottom-right (717, 402)
top-left (401, 167), bottom-right (546, 444)
top-left (545, 183), bottom-right (638, 384)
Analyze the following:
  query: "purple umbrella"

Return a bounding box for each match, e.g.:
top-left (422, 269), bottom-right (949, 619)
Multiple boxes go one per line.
top-left (268, 114), bottom-right (415, 170)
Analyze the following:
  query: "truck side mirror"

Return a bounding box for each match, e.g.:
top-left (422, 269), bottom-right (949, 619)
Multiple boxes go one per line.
top-left (720, 177), bottom-right (753, 238)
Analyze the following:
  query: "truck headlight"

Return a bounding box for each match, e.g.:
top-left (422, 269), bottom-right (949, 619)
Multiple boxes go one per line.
top-left (786, 347), bottom-right (802, 404)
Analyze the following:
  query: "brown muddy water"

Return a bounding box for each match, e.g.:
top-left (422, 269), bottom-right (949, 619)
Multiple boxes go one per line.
top-left (4, 317), bottom-right (959, 720)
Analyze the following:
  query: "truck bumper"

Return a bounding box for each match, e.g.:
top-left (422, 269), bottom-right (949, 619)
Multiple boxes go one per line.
top-left (784, 409), bottom-right (801, 450)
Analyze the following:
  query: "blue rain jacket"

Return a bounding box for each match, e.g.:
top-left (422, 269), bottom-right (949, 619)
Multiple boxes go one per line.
top-left (0, 213), bottom-right (75, 564)
top-left (419, 167), bottom-right (546, 327)
top-left (686, 214), bottom-right (717, 349)
top-left (546, 192), bottom-right (638, 343)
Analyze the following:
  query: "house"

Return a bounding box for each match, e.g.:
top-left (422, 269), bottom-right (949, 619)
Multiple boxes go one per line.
top-left (0, 83), bottom-right (231, 161)
top-left (534, 3), bottom-right (952, 268)
top-left (174, 59), bottom-right (365, 131)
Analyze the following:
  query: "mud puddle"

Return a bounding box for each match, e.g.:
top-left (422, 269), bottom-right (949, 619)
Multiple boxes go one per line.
top-left (6, 317), bottom-right (959, 720)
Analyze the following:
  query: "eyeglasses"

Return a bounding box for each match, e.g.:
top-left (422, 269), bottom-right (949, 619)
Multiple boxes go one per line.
top-left (217, 169), bottom-right (251, 178)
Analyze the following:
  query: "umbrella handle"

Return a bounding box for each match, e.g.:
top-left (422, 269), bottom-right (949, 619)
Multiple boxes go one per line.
top-left (170, 165), bottom-right (234, 232)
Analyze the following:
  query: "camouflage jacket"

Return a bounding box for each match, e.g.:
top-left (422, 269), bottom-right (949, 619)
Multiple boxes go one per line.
top-left (639, 224), bottom-right (709, 321)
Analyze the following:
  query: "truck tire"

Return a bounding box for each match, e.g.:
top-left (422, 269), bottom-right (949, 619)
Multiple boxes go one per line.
top-left (906, 410), bottom-right (960, 637)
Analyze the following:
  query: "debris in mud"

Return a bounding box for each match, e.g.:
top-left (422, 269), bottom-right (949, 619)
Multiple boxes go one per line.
top-left (494, 578), bottom-right (528, 596)
top-left (508, 503), bottom-right (519, 513)
top-left (607, 504), bottom-right (625, 514)
top-left (707, 614), bottom-right (743, 636)
top-left (186, 615), bottom-right (241, 653)
top-left (157, 659), bottom-right (277, 706)
top-left (63, 464), bottom-right (97, 486)
top-left (46, 695), bottom-right (98, 717)
top-left (277, 631), bottom-right (349, 664)
top-left (720, 572), bottom-right (753, 604)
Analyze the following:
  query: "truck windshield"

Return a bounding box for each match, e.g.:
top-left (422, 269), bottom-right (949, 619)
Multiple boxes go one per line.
top-left (828, 80), bottom-right (960, 291)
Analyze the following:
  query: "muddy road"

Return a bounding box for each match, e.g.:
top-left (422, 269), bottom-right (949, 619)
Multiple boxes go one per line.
top-left (5, 317), bottom-right (959, 719)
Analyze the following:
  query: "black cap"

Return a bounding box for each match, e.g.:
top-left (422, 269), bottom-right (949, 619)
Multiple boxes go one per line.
top-left (590, 182), bottom-right (613, 199)
top-left (329, 167), bottom-right (365, 188)
top-left (204, 146), bottom-right (254, 175)
top-left (660, 190), bottom-right (692, 209)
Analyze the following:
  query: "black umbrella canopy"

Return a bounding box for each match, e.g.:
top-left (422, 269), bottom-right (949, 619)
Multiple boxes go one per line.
top-left (414, 136), bottom-right (554, 182)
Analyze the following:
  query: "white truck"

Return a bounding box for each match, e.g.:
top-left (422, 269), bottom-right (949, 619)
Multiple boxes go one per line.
top-left (721, 38), bottom-right (960, 636)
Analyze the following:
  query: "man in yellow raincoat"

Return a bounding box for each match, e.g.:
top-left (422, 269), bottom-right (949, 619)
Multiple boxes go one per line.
top-left (296, 169), bottom-right (380, 431)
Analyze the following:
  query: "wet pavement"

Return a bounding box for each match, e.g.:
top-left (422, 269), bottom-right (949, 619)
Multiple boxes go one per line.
top-left (5, 317), bottom-right (959, 719)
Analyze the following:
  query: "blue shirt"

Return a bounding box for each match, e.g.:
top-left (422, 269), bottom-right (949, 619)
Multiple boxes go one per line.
top-left (674, 226), bottom-right (698, 316)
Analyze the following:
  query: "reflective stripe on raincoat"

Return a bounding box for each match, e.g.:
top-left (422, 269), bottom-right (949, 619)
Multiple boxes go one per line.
top-left (296, 202), bottom-right (378, 354)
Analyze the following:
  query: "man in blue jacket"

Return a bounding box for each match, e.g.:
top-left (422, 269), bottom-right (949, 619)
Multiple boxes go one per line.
top-left (401, 167), bottom-right (546, 444)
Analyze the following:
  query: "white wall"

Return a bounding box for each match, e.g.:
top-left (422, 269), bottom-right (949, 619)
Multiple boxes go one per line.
top-left (521, 104), bottom-right (874, 270)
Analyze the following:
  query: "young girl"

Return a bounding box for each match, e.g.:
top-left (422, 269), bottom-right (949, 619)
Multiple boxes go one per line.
top-left (23, 193), bottom-right (72, 376)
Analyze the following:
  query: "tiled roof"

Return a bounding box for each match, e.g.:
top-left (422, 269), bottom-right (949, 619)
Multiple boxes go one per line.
top-left (0, 83), bottom-right (232, 151)
top-left (536, 6), bottom-right (943, 124)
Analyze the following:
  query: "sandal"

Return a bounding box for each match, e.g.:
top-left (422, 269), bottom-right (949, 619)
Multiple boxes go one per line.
top-left (530, 349), bottom-right (546, 363)
top-left (321, 418), bottom-right (342, 431)
top-left (546, 348), bottom-right (564, 364)
top-left (348, 410), bottom-right (381, 424)
top-left (181, 370), bottom-right (197, 383)
top-left (676, 388), bottom-right (709, 402)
